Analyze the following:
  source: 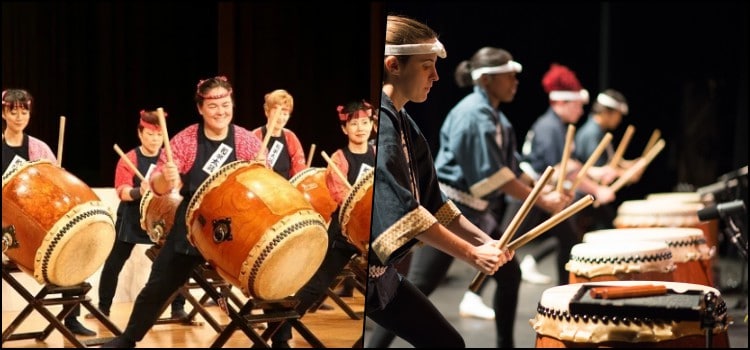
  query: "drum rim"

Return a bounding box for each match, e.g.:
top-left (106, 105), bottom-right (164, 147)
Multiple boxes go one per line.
top-left (338, 167), bottom-right (374, 244)
top-left (2, 159), bottom-right (54, 189)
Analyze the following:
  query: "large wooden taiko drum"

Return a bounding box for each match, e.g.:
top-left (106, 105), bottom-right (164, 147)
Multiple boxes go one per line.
top-left (2, 160), bottom-right (115, 286)
top-left (338, 167), bottom-right (374, 256)
top-left (583, 228), bottom-right (714, 286)
top-left (186, 161), bottom-right (328, 300)
top-left (531, 281), bottom-right (730, 348)
top-left (614, 198), bottom-right (719, 253)
top-left (289, 167), bottom-right (337, 225)
top-left (139, 189), bottom-right (183, 245)
top-left (566, 241), bottom-right (676, 284)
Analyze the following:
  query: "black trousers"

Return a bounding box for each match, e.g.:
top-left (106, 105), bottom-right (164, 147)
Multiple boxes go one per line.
top-left (98, 239), bottom-right (185, 315)
top-left (367, 276), bottom-right (465, 348)
top-left (119, 233), bottom-right (204, 342)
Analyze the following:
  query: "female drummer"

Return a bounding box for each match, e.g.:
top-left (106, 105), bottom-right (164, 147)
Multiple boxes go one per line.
top-left (2, 88), bottom-right (96, 336)
top-left (366, 15), bottom-right (512, 348)
top-left (101, 76), bottom-right (264, 348)
top-left (269, 99), bottom-right (377, 348)
top-left (90, 109), bottom-right (187, 321)
top-left (252, 89), bottom-right (307, 179)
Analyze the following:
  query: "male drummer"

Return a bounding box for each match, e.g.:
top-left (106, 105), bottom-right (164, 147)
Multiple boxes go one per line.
top-left (269, 100), bottom-right (376, 348)
top-left (101, 76), bottom-right (265, 348)
top-left (2, 88), bottom-right (96, 336)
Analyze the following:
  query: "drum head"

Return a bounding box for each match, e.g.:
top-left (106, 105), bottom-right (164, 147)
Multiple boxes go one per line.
top-left (37, 203), bottom-right (115, 286)
top-left (251, 212), bottom-right (328, 300)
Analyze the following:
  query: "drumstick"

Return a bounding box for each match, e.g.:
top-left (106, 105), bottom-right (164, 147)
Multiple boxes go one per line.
top-left (257, 107), bottom-right (279, 162)
top-left (469, 166), bottom-right (554, 292)
top-left (557, 124), bottom-right (575, 193)
top-left (57, 116), bottom-right (66, 166)
top-left (507, 194), bottom-right (595, 251)
top-left (156, 108), bottom-right (173, 164)
top-left (321, 150), bottom-right (352, 190)
top-left (608, 124), bottom-right (635, 168)
top-left (306, 143), bottom-right (316, 168)
top-left (570, 132), bottom-right (613, 193)
top-left (113, 144), bottom-right (146, 182)
top-left (642, 128), bottom-right (661, 158)
top-left (608, 138), bottom-right (665, 193)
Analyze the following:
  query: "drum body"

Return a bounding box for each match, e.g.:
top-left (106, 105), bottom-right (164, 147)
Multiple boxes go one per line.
top-left (583, 228), bottom-right (714, 286)
top-left (186, 161), bottom-right (328, 300)
top-left (338, 167), bottom-right (374, 255)
top-left (614, 198), bottom-right (719, 254)
top-left (2, 160), bottom-right (115, 286)
top-left (289, 167), bottom-right (337, 224)
top-left (532, 281), bottom-right (730, 348)
top-left (139, 189), bottom-right (183, 245)
top-left (566, 241), bottom-right (675, 284)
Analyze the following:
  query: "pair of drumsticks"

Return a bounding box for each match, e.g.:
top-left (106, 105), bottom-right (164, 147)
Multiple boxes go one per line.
top-left (469, 125), bottom-right (666, 291)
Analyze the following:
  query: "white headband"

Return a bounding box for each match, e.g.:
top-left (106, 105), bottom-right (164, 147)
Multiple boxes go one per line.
top-left (470, 61), bottom-right (523, 80)
top-left (549, 89), bottom-right (589, 103)
top-left (596, 92), bottom-right (628, 115)
top-left (384, 40), bottom-right (447, 58)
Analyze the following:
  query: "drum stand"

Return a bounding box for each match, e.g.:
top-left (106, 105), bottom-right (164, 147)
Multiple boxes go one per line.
top-left (309, 256), bottom-right (366, 320)
top-left (186, 271), bottom-right (324, 348)
top-left (144, 245), bottom-right (244, 332)
top-left (1, 261), bottom-right (122, 347)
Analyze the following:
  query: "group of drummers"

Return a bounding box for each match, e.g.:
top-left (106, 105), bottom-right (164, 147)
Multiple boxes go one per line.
top-left (2, 80), bottom-right (375, 348)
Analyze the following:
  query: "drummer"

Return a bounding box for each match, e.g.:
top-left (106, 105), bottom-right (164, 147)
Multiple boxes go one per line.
top-left (252, 89), bottom-right (307, 179)
top-left (88, 109), bottom-right (187, 321)
top-left (2, 88), bottom-right (96, 336)
top-left (269, 99), bottom-right (376, 348)
top-left (101, 76), bottom-right (265, 348)
top-left (573, 88), bottom-right (642, 232)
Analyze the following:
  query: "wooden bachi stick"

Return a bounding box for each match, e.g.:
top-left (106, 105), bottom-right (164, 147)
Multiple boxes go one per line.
top-left (557, 124), bottom-right (575, 193)
top-left (608, 124), bottom-right (635, 168)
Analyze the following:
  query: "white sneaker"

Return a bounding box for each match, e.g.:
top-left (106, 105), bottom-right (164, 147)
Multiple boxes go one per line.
top-left (458, 291), bottom-right (495, 320)
top-left (520, 255), bottom-right (552, 284)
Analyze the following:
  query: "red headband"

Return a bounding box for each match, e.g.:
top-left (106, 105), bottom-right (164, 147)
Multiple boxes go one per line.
top-left (196, 76), bottom-right (233, 100)
top-left (337, 100), bottom-right (374, 121)
top-left (139, 110), bottom-right (164, 132)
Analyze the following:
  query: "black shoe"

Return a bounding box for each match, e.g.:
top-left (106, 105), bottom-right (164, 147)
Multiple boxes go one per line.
top-left (65, 319), bottom-right (97, 336)
top-left (272, 341), bottom-right (290, 348)
top-left (100, 336), bottom-right (136, 348)
top-left (171, 309), bottom-right (189, 320)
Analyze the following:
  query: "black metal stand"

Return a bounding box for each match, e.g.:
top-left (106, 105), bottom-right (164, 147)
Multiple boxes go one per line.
top-left (701, 292), bottom-right (719, 348)
top-left (2, 261), bottom-right (122, 347)
top-left (144, 245), bottom-right (244, 333)
top-left (188, 273), bottom-right (324, 348)
top-left (309, 257), bottom-right (366, 320)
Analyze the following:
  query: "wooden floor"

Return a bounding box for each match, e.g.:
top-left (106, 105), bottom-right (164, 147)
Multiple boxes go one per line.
top-left (2, 289), bottom-right (365, 348)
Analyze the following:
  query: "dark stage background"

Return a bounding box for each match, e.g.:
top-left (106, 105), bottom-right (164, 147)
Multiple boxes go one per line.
top-left (3, 2), bottom-right (384, 187)
top-left (384, 1), bottom-right (748, 202)
top-left (3, 1), bottom-right (747, 200)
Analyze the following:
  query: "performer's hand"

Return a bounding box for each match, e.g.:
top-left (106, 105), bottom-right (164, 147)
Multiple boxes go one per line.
top-left (163, 163), bottom-right (180, 190)
top-left (594, 185), bottom-right (616, 205)
top-left (539, 190), bottom-right (571, 214)
top-left (471, 241), bottom-right (508, 275)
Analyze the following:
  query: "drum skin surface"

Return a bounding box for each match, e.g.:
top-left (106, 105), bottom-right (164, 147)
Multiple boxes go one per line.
top-left (532, 281), bottom-right (730, 348)
top-left (2, 160), bottom-right (115, 286)
top-left (187, 161), bottom-right (328, 300)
